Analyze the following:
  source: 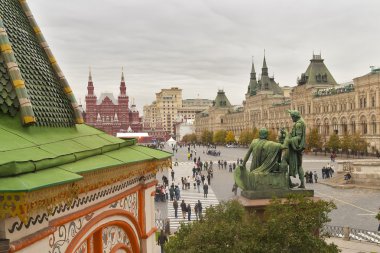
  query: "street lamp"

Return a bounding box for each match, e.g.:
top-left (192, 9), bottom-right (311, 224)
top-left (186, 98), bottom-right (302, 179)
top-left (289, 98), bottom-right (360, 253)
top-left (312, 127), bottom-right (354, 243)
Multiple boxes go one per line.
top-left (348, 149), bottom-right (351, 158)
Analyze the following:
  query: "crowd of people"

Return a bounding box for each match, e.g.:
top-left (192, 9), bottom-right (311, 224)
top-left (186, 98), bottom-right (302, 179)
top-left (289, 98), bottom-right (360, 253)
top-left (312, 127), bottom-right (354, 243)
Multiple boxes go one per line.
top-left (322, 163), bottom-right (335, 179)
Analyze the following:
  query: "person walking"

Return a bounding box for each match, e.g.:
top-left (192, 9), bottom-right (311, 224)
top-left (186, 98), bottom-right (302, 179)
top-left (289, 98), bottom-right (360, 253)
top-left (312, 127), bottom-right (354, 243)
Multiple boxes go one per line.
top-left (169, 185), bottom-right (174, 201)
top-left (207, 174), bottom-right (211, 185)
top-left (187, 203), bottom-right (191, 221)
top-left (194, 202), bottom-right (199, 220)
top-left (171, 169), bottom-right (175, 181)
top-left (173, 199), bottom-right (178, 218)
top-left (197, 200), bottom-right (203, 220)
top-left (232, 183), bottom-right (238, 196)
top-left (180, 200), bottom-right (187, 219)
top-left (157, 229), bottom-right (168, 253)
top-left (203, 183), bottom-right (209, 198)
top-left (174, 185), bottom-right (180, 200)
top-left (313, 171), bottom-right (318, 183)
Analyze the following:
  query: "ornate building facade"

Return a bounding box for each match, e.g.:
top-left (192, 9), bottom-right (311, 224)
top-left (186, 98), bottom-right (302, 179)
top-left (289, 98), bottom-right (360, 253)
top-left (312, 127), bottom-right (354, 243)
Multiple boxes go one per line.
top-left (195, 54), bottom-right (380, 152)
top-left (143, 87), bottom-right (212, 139)
top-left (85, 70), bottom-right (142, 136)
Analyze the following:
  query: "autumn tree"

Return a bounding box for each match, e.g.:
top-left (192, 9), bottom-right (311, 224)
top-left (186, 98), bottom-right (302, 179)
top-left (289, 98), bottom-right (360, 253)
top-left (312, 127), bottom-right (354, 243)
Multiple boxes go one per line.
top-left (268, 129), bottom-right (278, 142)
top-left (350, 132), bottom-right (368, 153)
top-left (213, 130), bottom-right (227, 144)
top-left (182, 133), bottom-right (197, 143)
top-left (225, 131), bottom-right (236, 144)
top-left (200, 130), bottom-right (213, 144)
top-left (165, 196), bottom-right (338, 253)
top-left (340, 133), bottom-right (351, 152)
top-left (326, 133), bottom-right (340, 151)
top-left (307, 128), bottom-right (323, 151)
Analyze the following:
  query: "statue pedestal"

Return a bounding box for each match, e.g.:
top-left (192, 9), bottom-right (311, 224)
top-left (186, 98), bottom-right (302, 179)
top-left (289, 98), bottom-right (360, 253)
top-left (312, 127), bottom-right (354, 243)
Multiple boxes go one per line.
top-left (241, 188), bottom-right (314, 199)
top-left (237, 192), bottom-right (319, 220)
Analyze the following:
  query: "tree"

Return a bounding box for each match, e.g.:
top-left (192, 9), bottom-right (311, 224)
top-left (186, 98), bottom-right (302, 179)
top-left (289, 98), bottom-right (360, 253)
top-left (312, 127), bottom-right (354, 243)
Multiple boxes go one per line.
top-left (225, 131), bottom-right (236, 144)
top-left (350, 132), bottom-right (368, 153)
top-left (201, 130), bottom-right (213, 144)
top-left (340, 133), bottom-right (351, 152)
top-left (182, 133), bottom-right (197, 143)
top-left (268, 129), bottom-right (278, 142)
top-left (213, 130), bottom-right (227, 144)
top-left (238, 129), bottom-right (250, 145)
top-left (326, 133), bottom-right (340, 151)
top-left (307, 128), bottom-right (323, 151)
top-left (165, 196), bottom-right (338, 253)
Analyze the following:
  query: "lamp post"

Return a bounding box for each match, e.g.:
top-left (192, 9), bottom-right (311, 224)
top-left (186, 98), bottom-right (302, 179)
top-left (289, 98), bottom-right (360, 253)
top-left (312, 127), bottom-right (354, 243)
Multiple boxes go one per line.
top-left (338, 148), bottom-right (342, 158)
top-left (348, 149), bottom-right (351, 158)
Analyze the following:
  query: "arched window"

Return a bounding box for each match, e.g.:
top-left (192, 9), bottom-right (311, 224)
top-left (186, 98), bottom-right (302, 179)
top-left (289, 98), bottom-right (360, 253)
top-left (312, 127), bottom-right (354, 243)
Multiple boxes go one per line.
top-left (341, 117), bottom-right (347, 134)
top-left (372, 115), bottom-right (377, 135)
top-left (360, 116), bottom-right (367, 135)
top-left (324, 118), bottom-right (329, 136)
top-left (350, 117), bottom-right (356, 133)
top-left (332, 118), bottom-right (338, 134)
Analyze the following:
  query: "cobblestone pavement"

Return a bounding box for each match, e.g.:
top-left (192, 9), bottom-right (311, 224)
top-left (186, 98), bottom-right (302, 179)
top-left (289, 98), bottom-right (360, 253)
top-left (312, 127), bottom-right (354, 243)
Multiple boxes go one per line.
top-left (156, 145), bottom-right (380, 232)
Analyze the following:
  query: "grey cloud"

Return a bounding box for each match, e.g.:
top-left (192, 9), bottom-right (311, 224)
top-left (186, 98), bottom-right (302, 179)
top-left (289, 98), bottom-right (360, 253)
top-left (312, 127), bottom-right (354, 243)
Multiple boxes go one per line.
top-left (27, 0), bottom-right (380, 111)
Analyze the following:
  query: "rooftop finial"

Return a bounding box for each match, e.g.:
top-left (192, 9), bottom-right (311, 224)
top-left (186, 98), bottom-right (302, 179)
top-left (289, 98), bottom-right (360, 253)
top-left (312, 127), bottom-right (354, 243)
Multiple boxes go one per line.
top-left (89, 66), bottom-right (92, 82)
top-left (121, 66), bottom-right (125, 82)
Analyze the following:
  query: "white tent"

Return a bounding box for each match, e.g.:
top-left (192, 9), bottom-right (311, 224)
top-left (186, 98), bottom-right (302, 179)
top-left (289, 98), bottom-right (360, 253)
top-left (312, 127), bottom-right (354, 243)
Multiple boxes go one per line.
top-left (166, 137), bottom-right (177, 147)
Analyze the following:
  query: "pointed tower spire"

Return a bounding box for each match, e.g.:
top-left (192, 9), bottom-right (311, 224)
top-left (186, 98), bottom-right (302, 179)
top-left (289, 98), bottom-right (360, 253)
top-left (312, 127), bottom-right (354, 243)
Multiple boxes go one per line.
top-left (89, 66), bottom-right (92, 82)
top-left (121, 66), bottom-right (125, 82)
top-left (87, 66), bottom-right (94, 95)
top-left (120, 67), bottom-right (126, 95)
top-left (250, 56), bottom-right (256, 80)
top-left (262, 50), bottom-right (268, 76)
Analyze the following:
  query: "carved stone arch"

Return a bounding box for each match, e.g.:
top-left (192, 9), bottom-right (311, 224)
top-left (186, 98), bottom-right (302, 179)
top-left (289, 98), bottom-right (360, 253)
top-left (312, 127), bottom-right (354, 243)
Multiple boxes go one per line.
top-left (323, 118), bottom-right (330, 136)
top-left (66, 210), bottom-right (141, 253)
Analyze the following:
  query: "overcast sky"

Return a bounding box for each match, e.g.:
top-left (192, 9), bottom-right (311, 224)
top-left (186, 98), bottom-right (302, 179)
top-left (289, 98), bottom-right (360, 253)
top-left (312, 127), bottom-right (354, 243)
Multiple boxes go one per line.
top-left (28, 0), bottom-right (380, 112)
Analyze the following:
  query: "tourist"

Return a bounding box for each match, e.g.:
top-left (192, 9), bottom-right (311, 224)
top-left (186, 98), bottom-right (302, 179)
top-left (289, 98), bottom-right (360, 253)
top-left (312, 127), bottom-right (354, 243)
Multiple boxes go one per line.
top-left (157, 229), bottom-right (168, 253)
top-left (207, 174), bottom-right (211, 185)
top-left (197, 200), bottom-right (203, 220)
top-left (194, 202), bottom-right (199, 220)
top-left (174, 185), bottom-right (180, 200)
top-left (232, 183), bottom-right (238, 196)
top-left (187, 203), bottom-right (191, 221)
top-left (196, 175), bottom-right (201, 193)
top-left (181, 200), bottom-right (187, 219)
top-left (171, 169), bottom-right (175, 181)
top-left (313, 171), bottom-right (318, 183)
top-left (173, 199), bottom-right (178, 218)
top-left (203, 183), bottom-right (209, 198)
top-left (169, 185), bottom-right (174, 201)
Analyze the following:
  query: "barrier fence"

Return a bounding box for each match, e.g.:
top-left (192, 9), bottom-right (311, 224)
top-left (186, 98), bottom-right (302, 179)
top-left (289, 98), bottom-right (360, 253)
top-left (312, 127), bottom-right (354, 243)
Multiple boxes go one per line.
top-left (322, 225), bottom-right (380, 244)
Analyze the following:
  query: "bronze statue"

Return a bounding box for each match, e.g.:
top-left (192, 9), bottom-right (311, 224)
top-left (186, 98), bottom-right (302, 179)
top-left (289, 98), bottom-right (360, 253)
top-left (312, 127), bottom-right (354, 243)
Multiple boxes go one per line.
top-left (234, 110), bottom-right (307, 195)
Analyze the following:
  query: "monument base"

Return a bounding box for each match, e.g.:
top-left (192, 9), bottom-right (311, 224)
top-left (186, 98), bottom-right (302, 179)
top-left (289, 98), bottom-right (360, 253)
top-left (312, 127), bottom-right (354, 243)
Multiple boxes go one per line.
top-left (241, 188), bottom-right (314, 199)
top-left (238, 193), bottom-right (319, 220)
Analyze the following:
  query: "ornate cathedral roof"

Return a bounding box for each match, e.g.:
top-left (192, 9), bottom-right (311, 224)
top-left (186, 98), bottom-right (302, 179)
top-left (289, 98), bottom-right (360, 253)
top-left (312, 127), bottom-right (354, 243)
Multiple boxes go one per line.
top-left (0, 0), bottom-right (83, 126)
top-left (0, 0), bottom-right (171, 222)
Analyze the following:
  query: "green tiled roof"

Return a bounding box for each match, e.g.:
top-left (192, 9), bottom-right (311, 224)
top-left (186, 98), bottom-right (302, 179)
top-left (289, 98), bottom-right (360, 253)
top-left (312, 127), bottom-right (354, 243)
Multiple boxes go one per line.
top-left (0, 0), bottom-right (83, 127)
top-left (297, 54), bottom-right (337, 86)
top-left (0, 114), bottom-right (172, 192)
top-left (0, 53), bottom-right (19, 116)
top-left (0, 1), bottom-right (172, 194)
top-left (213, 90), bottom-right (232, 108)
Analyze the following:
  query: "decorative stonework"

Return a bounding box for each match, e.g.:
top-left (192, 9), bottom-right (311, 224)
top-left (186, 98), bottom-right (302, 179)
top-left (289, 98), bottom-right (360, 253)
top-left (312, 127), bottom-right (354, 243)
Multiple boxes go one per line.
top-left (0, 158), bottom-right (166, 223)
top-left (109, 192), bottom-right (138, 219)
top-left (102, 225), bottom-right (131, 253)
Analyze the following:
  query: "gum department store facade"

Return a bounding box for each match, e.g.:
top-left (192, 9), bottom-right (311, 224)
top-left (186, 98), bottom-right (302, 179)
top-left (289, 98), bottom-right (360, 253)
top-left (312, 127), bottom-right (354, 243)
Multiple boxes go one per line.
top-left (195, 54), bottom-right (380, 152)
